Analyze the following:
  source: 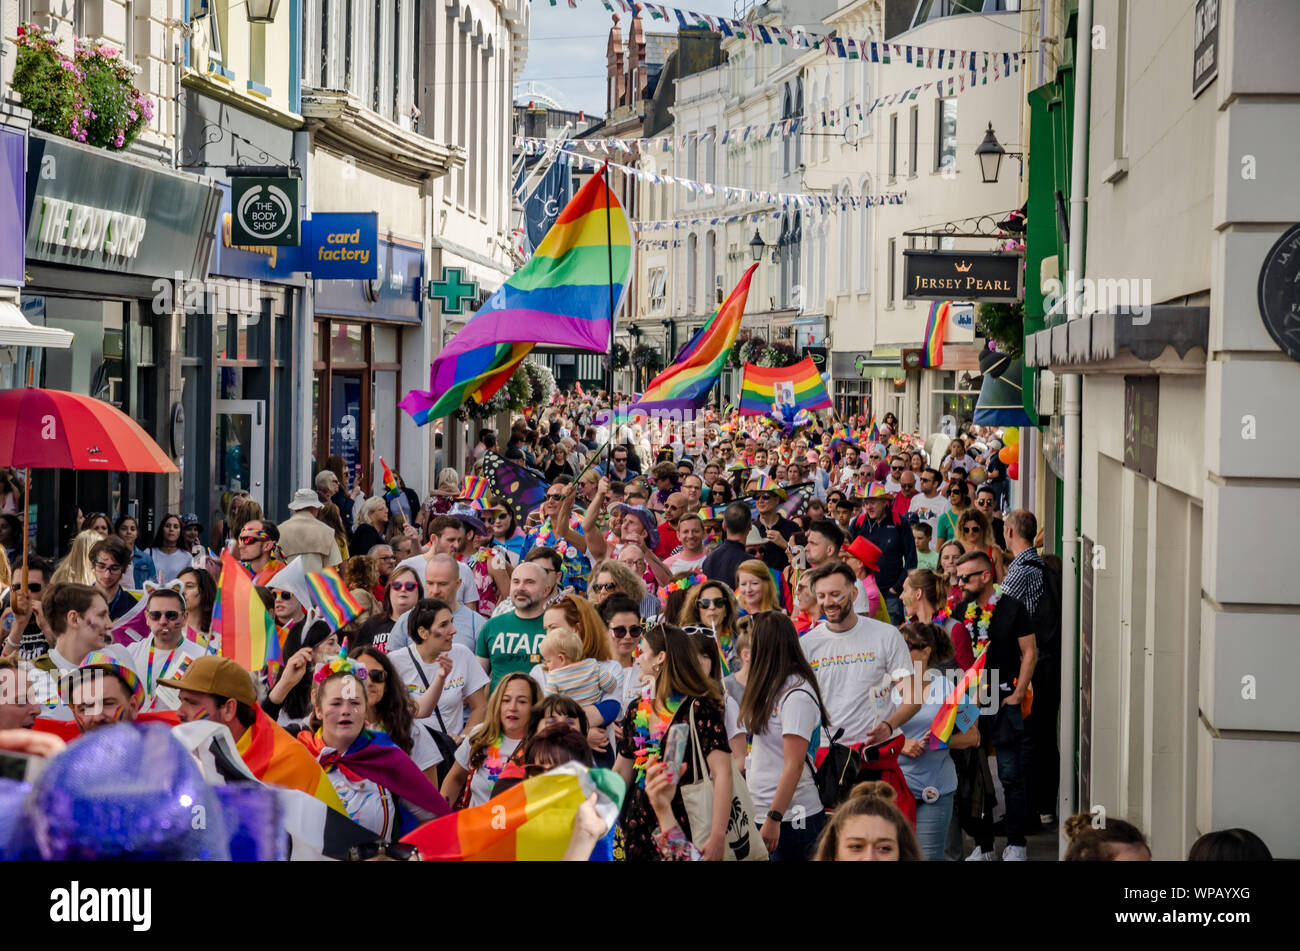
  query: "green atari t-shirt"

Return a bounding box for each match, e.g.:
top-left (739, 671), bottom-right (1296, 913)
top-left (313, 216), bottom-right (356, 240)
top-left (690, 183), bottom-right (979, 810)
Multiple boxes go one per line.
top-left (475, 610), bottom-right (546, 692)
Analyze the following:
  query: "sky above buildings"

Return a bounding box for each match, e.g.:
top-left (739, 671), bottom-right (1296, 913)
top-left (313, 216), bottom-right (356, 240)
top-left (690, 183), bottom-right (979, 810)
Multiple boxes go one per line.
top-left (518, 0), bottom-right (742, 116)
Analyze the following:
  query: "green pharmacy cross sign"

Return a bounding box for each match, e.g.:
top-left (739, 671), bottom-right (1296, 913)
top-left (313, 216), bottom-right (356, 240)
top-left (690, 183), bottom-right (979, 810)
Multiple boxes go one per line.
top-left (428, 266), bottom-right (479, 314)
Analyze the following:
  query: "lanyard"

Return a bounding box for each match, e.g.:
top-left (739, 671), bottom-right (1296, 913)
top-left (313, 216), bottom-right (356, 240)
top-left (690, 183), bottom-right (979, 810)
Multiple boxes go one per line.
top-left (146, 642), bottom-right (178, 698)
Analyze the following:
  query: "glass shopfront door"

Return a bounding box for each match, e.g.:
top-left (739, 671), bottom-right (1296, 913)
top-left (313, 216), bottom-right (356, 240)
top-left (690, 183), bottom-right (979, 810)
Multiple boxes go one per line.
top-left (214, 400), bottom-right (267, 508)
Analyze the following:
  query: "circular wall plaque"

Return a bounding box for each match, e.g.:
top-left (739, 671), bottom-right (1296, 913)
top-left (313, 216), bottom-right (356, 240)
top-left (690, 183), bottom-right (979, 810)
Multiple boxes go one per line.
top-left (1257, 222), bottom-right (1300, 363)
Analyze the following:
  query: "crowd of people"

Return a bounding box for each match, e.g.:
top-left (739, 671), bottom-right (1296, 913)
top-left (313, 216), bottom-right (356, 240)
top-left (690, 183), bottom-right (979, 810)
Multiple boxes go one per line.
top-left (0, 391), bottom-right (1272, 862)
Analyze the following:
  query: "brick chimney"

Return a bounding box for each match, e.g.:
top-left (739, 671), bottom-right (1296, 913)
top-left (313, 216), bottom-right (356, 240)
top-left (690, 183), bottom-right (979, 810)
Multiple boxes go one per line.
top-left (628, 14), bottom-right (646, 103)
top-left (607, 15), bottom-right (625, 113)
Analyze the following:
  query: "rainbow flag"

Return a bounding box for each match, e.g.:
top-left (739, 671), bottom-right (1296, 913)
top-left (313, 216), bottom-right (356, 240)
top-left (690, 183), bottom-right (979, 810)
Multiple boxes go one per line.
top-left (738, 356), bottom-right (833, 416)
top-left (927, 650), bottom-right (987, 749)
top-left (922, 300), bottom-right (951, 368)
top-left (630, 263), bottom-right (759, 412)
top-left (304, 566), bottom-right (365, 632)
top-left (214, 549), bottom-right (281, 671)
top-left (868, 416), bottom-right (880, 443)
top-left (380, 457), bottom-right (401, 501)
top-left (401, 763), bottom-right (625, 861)
top-left (768, 563), bottom-right (792, 614)
top-left (400, 167), bottom-right (632, 423)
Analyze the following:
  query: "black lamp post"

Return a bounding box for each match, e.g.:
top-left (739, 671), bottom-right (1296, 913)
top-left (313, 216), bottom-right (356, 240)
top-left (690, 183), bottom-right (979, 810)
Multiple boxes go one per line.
top-left (244, 0), bottom-right (283, 23)
top-left (749, 229), bottom-right (767, 262)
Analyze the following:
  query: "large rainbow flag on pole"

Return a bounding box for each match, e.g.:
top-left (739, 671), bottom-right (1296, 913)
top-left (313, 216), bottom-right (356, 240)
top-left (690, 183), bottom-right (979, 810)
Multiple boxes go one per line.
top-left (738, 356), bottom-right (833, 416)
top-left (400, 167), bottom-right (632, 423)
top-left (401, 762), bottom-right (625, 861)
top-left (629, 262), bottom-right (758, 413)
top-left (214, 549), bottom-right (281, 671)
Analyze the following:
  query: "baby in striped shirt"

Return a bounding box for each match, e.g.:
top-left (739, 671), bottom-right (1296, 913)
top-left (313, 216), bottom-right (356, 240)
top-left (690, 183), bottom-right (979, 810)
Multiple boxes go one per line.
top-left (540, 627), bottom-right (617, 705)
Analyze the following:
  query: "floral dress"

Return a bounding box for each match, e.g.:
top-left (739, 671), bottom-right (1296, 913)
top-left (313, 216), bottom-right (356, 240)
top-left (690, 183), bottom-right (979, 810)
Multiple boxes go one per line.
top-left (614, 694), bottom-right (729, 862)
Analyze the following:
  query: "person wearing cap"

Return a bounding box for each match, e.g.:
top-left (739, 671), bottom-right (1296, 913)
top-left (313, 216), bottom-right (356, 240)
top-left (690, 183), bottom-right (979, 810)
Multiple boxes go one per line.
top-left (751, 475), bottom-right (799, 574)
top-left (842, 536), bottom-right (888, 623)
top-left (126, 581), bottom-right (207, 712)
top-left (849, 485), bottom-right (917, 627)
top-left (278, 490), bottom-right (342, 575)
top-left (165, 655), bottom-right (345, 812)
top-left (180, 514), bottom-right (204, 554)
top-left (61, 651), bottom-right (144, 733)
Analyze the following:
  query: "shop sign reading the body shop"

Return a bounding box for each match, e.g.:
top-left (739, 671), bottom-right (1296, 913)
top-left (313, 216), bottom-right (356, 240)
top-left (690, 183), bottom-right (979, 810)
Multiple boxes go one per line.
top-left (34, 197), bottom-right (147, 260)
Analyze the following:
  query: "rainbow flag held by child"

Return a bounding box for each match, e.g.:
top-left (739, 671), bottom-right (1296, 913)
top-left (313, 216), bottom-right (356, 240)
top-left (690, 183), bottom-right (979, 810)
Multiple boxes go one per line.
top-left (214, 549), bottom-right (282, 672)
top-left (401, 762), bottom-right (625, 861)
top-left (738, 356), bottom-right (832, 416)
top-left (927, 650), bottom-right (987, 749)
top-left (304, 566), bottom-right (365, 632)
top-left (380, 457), bottom-right (401, 501)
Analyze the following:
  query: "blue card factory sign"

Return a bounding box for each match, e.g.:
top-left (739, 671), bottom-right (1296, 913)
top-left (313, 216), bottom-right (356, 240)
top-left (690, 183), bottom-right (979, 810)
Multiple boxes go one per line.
top-left (310, 212), bottom-right (377, 279)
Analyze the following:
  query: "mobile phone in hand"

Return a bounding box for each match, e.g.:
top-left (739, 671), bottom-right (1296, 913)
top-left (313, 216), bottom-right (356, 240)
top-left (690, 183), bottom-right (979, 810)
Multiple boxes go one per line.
top-left (662, 723), bottom-right (689, 783)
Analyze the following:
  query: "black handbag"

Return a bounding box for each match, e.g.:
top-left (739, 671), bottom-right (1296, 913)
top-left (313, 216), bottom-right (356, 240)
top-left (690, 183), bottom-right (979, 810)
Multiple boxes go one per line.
top-left (790, 688), bottom-right (863, 810)
top-left (405, 647), bottom-right (461, 784)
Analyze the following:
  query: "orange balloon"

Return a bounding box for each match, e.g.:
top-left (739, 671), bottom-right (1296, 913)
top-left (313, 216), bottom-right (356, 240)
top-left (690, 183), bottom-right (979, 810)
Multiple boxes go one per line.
top-left (999, 446), bottom-right (1018, 464)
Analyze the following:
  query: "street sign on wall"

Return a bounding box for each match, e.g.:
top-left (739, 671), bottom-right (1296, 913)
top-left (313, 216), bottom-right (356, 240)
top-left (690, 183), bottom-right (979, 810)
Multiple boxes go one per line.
top-left (1192, 0), bottom-right (1219, 99)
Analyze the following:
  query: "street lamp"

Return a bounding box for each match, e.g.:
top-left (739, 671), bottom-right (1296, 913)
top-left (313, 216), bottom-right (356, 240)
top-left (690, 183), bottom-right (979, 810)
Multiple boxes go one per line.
top-left (243, 0), bottom-right (282, 23)
top-left (749, 229), bottom-right (767, 262)
top-left (974, 122), bottom-right (1023, 184)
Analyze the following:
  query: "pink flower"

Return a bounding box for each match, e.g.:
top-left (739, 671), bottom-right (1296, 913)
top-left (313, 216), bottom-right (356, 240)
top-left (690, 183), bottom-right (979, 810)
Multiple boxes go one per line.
top-left (99, 47), bottom-right (117, 58)
top-left (61, 60), bottom-right (74, 71)
top-left (16, 26), bottom-right (25, 36)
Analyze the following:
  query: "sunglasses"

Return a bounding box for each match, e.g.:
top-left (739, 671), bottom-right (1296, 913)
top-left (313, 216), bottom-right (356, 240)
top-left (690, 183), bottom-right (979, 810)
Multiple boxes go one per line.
top-left (757, 493), bottom-right (776, 501)
top-left (492, 511), bottom-right (511, 520)
top-left (591, 582), bottom-right (617, 593)
top-left (147, 610), bottom-right (182, 622)
top-left (274, 590), bottom-right (296, 601)
top-left (389, 581), bottom-right (420, 593)
top-left (366, 668), bottom-right (387, 684)
top-left (956, 571), bottom-right (986, 583)
top-left (545, 493), bottom-right (565, 502)
top-left (696, 597), bottom-right (727, 609)
top-left (610, 624), bottom-right (644, 640)
top-left (16, 582), bottom-right (42, 593)
top-left (890, 465), bottom-right (904, 471)
top-left (963, 526), bottom-right (982, 535)
top-left (347, 842), bottom-right (418, 862)
top-left (238, 532), bottom-right (269, 543)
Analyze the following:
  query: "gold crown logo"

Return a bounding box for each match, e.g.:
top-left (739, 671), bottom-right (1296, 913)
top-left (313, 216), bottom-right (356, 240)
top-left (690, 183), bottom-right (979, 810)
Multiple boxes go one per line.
top-left (954, 260), bottom-right (973, 273)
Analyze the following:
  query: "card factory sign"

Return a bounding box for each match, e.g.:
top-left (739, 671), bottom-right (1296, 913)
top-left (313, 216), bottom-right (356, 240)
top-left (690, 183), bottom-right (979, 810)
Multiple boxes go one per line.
top-left (903, 250), bottom-right (1023, 302)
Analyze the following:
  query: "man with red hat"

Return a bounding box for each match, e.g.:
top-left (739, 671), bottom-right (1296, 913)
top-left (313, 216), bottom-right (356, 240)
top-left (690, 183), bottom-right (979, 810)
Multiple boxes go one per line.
top-left (849, 484), bottom-right (917, 626)
top-left (843, 535), bottom-right (887, 623)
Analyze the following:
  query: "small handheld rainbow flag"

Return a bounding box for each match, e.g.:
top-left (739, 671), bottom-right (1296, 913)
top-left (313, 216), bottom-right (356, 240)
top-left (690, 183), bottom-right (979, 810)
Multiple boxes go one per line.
top-left (380, 457), bottom-right (401, 501)
top-left (304, 566), bottom-right (366, 632)
top-left (927, 650), bottom-right (987, 749)
top-left (214, 549), bottom-right (281, 671)
top-left (922, 300), bottom-right (951, 368)
top-left (868, 416), bottom-right (881, 443)
top-left (738, 356), bottom-right (832, 416)
top-left (401, 762), bottom-right (625, 861)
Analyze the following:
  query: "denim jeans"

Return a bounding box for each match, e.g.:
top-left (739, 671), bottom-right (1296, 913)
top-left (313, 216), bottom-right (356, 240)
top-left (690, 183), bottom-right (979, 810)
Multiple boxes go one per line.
top-left (883, 591), bottom-right (905, 626)
top-left (770, 810), bottom-right (827, 862)
top-left (914, 792), bottom-right (954, 861)
top-left (975, 702), bottom-right (1030, 849)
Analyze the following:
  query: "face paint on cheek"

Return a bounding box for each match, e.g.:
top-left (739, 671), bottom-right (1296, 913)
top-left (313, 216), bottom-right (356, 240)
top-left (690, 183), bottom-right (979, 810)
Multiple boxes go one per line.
top-left (192, 709), bottom-right (210, 721)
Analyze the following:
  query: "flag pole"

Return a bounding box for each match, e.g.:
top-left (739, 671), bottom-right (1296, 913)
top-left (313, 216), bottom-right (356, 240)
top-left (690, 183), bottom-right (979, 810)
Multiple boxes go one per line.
top-left (603, 163), bottom-right (616, 474)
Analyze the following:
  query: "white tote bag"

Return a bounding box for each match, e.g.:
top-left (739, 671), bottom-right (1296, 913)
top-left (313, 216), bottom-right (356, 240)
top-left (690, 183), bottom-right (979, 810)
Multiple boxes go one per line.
top-left (678, 700), bottom-right (768, 862)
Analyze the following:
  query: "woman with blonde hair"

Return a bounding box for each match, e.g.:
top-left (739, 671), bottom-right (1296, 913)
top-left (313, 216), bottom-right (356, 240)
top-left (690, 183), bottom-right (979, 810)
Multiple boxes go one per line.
top-left (956, 508), bottom-right (1004, 581)
top-left (813, 781), bottom-right (924, 862)
top-left (937, 539), bottom-right (966, 611)
top-left (734, 559), bottom-right (779, 616)
top-left (49, 530), bottom-right (100, 588)
top-left (318, 501), bottom-right (350, 561)
top-left (901, 567), bottom-right (973, 670)
top-left (541, 594), bottom-right (623, 765)
top-left (440, 672), bottom-right (541, 808)
top-left (588, 558), bottom-right (646, 606)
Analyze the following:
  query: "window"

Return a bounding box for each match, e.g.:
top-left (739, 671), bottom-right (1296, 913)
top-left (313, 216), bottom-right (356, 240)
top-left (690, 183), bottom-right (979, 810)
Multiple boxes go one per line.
top-left (687, 136), bottom-right (697, 204)
top-left (686, 233), bottom-right (697, 311)
top-left (782, 87), bottom-right (793, 175)
top-left (904, 237), bottom-right (917, 307)
top-left (887, 237), bottom-right (896, 307)
top-left (705, 127), bottom-right (716, 184)
top-left (837, 185), bottom-right (851, 295)
top-left (648, 267), bottom-right (667, 312)
top-left (250, 21), bottom-right (267, 90)
top-left (889, 114), bottom-right (898, 182)
top-left (909, 105), bottom-right (919, 178)
top-left (935, 97), bottom-right (958, 172)
top-left (857, 182), bottom-right (871, 293)
top-left (705, 231), bottom-right (717, 303)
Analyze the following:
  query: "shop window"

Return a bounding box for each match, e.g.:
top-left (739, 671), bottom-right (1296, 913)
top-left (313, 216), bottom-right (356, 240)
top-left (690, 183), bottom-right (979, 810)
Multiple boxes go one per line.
top-left (215, 313), bottom-right (264, 360)
top-left (373, 325), bottom-right (398, 363)
top-left (329, 322), bottom-right (366, 364)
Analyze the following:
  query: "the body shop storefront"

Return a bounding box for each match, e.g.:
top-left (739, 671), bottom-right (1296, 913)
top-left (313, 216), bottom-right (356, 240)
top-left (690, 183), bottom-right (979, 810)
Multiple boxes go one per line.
top-left (312, 239), bottom-right (423, 496)
top-left (19, 131), bottom-right (220, 554)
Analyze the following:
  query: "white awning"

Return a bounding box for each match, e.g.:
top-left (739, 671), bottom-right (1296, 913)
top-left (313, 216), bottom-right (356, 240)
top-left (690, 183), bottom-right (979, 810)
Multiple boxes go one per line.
top-left (0, 301), bottom-right (73, 349)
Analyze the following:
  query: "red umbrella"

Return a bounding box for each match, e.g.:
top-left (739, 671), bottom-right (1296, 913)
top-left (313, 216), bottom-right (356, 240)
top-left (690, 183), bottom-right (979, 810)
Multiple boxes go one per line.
top-left (0, 387), bottom-right (178, 597)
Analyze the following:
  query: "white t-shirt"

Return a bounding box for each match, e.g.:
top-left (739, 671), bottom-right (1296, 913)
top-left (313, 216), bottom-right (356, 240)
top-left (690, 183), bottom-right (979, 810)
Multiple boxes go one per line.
top-left (392, 643), bottom-right (489, 737)
top-left (396, 553), bottom-right (479, 609)
top-left (148, 548), bottom-right (195, 584)
top-left (801, 615), bottom-right (912, 747)
top-left (407, 722), bottom-right (445, 772)
top-left (908, 493), bottom-right (952, 552)
top-left (454, 728), bottom-right (523, 807)
top-left (126, 634), bottom-right (208, 711)
top-left (387, 602), bottom-right (483, 655)
top-left (723, 693), bottom-right (743, 743)
top-left (322, 756), bottom-right (396, 839)
top-left (742, 676), bottom-right (824, 820)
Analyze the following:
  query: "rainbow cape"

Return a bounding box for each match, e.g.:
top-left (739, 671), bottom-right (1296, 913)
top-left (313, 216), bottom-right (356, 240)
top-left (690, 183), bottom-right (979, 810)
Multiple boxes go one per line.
top-left (401, 762), bottom-right (626, 861)
top-left (738, 356), bottom-right (832, 416)
top-left (630, 263), bottom-right (759, 413)
top-left (400, 167), bottom-right (632, 422)
top-left (304, 566), bottom-right (366, 631)
top-left (927, 650), bottom-right (987, 749)
top-left (380, 457), bottom-right (401, 501)
top-left (214, 549), bottom-right (282, 671)
top-left (922, 301), bottom-right (951, 368)
top-left (237, 705), bottom-right (345, 812)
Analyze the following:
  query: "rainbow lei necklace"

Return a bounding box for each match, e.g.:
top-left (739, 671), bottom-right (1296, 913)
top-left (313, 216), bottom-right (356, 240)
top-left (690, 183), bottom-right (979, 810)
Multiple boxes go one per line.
top-left (631, 691), bottom-right (685, 788)
top-left (907, 605), bottom-right (950, 625)
top-left (964, 585), bottom-right (1001, 655)
top-left (482, 734), bottom-right (508, 785)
